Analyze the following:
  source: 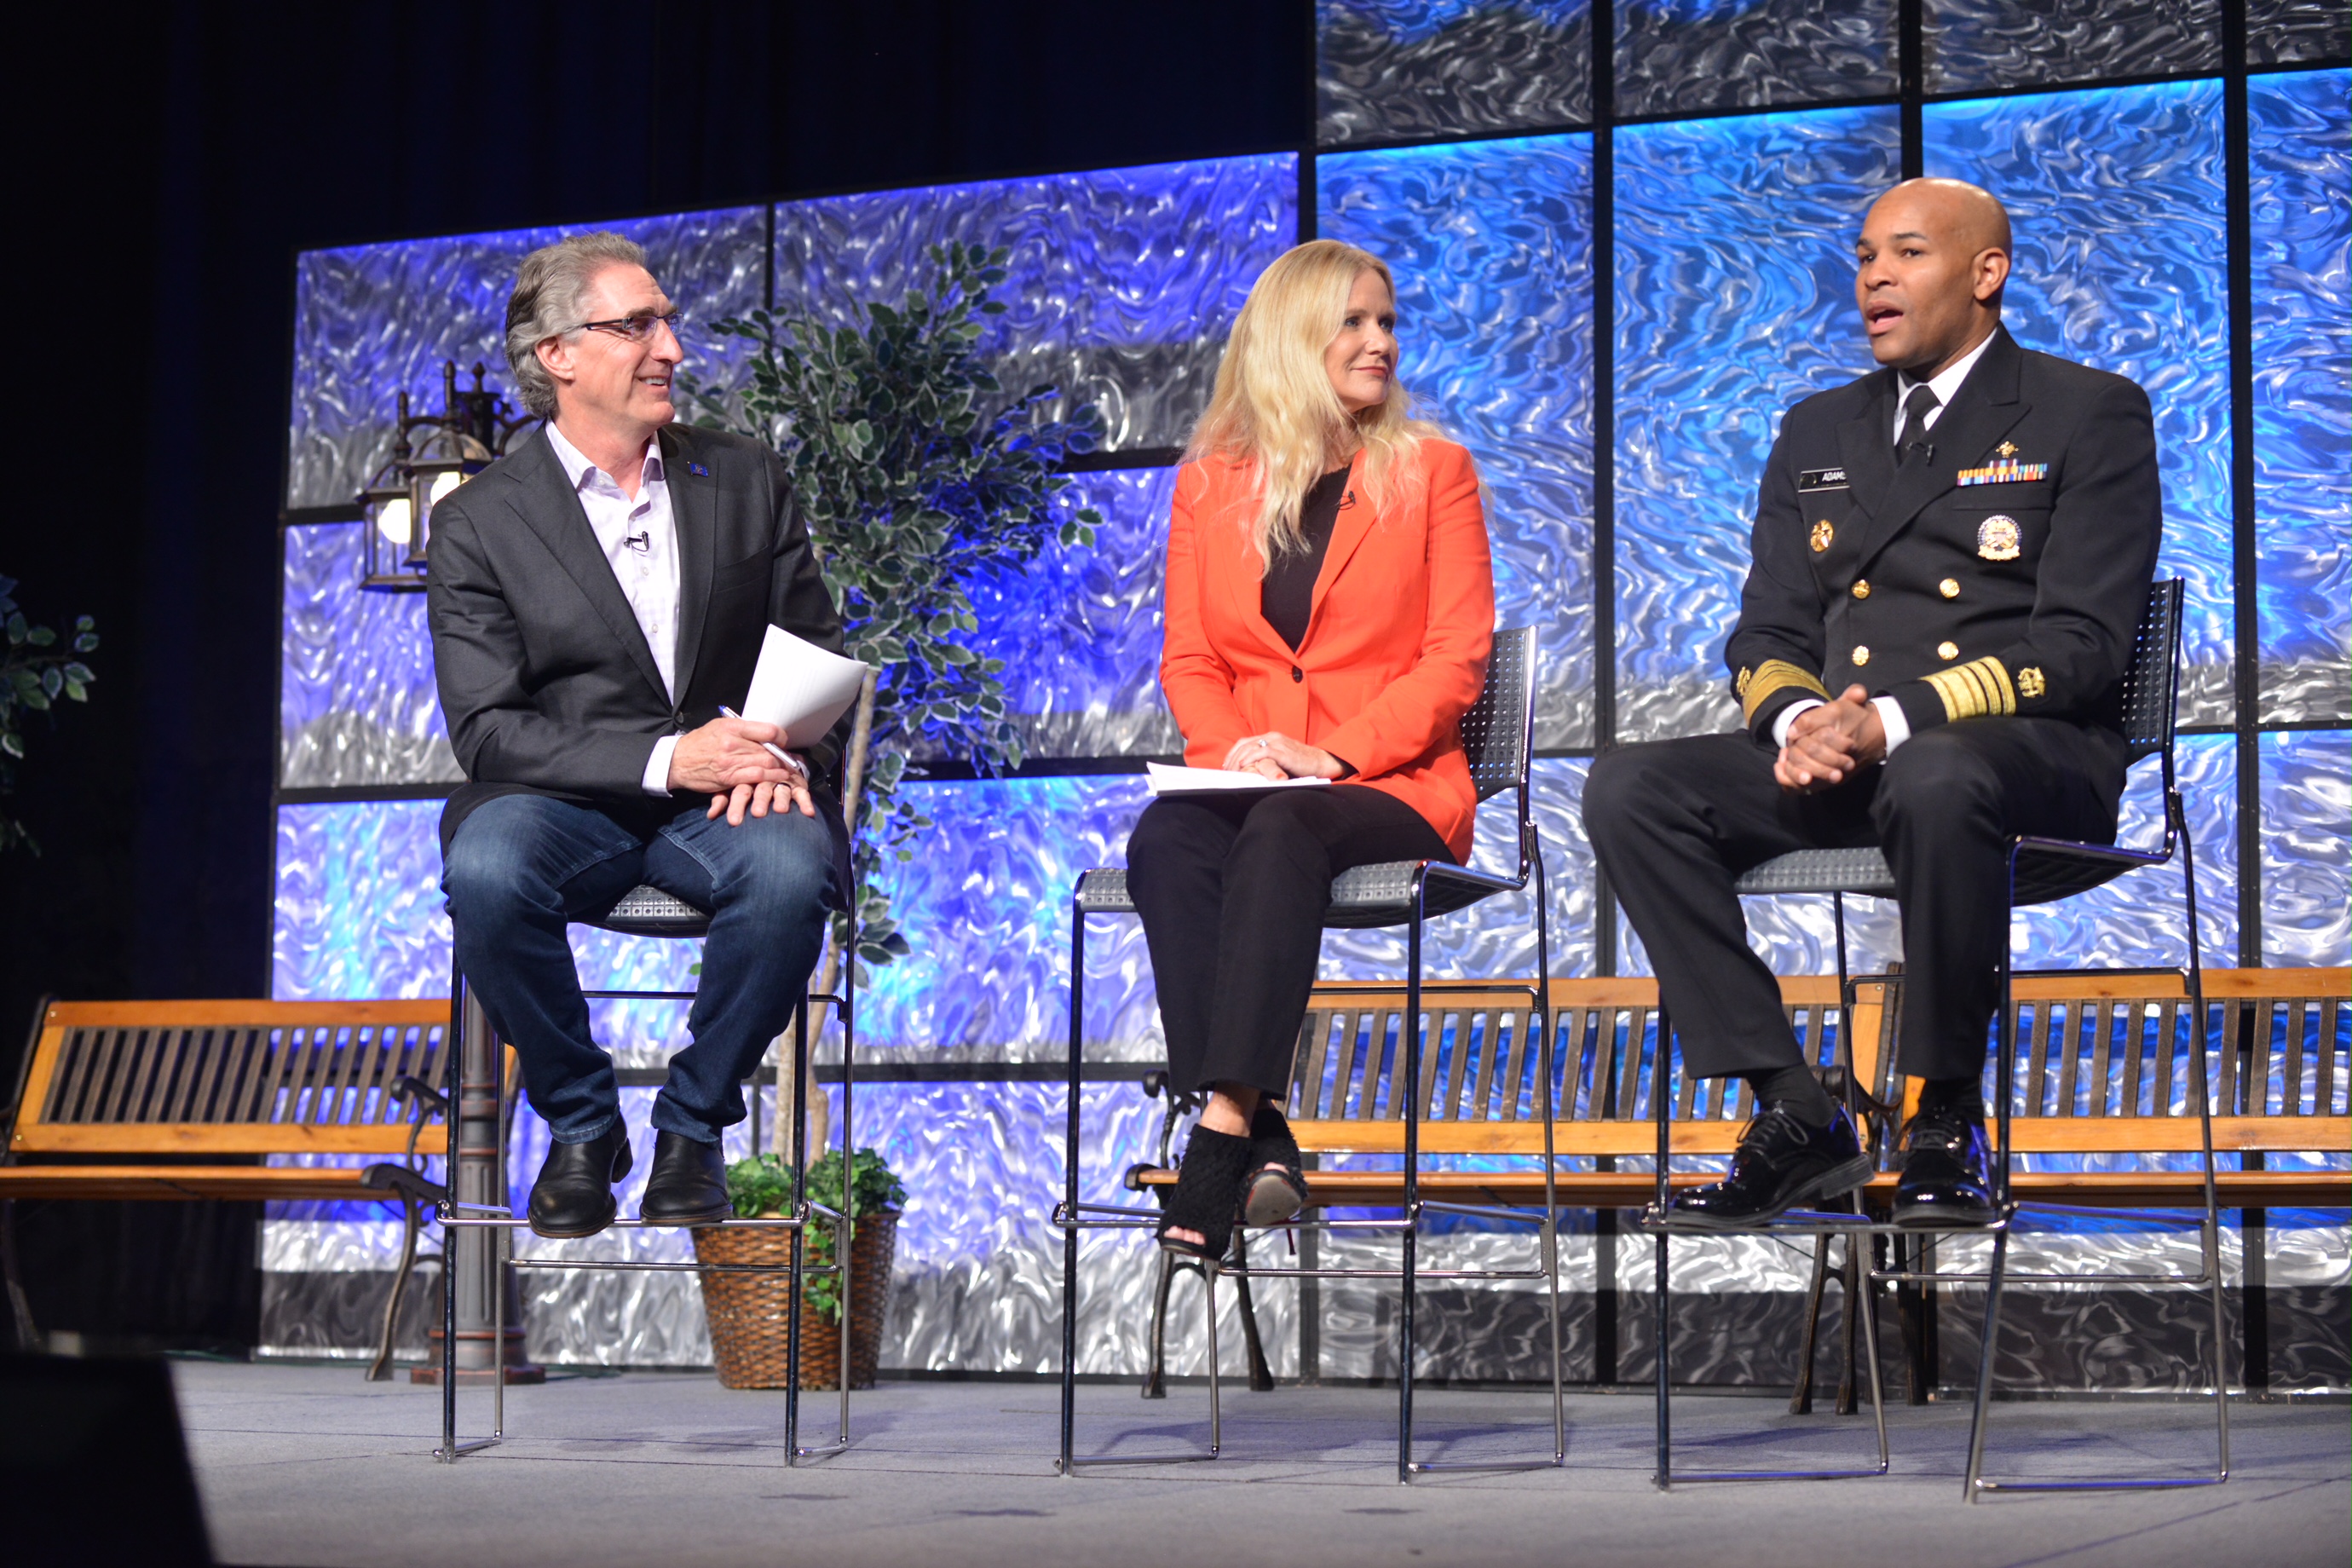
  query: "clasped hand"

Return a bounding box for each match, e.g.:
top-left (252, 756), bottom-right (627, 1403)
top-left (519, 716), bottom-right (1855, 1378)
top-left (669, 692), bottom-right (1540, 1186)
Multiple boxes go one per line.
top-left (1773, 685), bottom-right (1886, 793)
top-left (1223, 731), bottom-right (1346, 781)
top-left (667, 716), bottom-right (816, 826)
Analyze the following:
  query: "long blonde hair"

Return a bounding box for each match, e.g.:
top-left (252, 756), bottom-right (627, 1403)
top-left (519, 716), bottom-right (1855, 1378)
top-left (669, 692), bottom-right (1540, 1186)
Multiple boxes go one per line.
top-left (1185, 240), bottom-right (1443, 571)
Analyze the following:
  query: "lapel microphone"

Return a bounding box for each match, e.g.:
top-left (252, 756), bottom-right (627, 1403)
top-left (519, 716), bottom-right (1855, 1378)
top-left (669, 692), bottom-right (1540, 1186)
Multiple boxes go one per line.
top-left (623, 531), bottom-right (651, 553)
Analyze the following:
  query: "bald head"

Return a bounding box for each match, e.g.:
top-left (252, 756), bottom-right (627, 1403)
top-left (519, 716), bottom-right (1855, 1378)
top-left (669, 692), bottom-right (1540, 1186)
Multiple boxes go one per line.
top-left (1854, 178), bottom-right (2013, 376)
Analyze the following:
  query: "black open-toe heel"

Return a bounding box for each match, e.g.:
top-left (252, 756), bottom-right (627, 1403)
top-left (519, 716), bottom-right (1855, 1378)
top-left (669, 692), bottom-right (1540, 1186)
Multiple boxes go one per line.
top-left (1243, 1102), bottom-right (1309, 1227)
top-left (1156, 1124), bottom-right (1253, 1262)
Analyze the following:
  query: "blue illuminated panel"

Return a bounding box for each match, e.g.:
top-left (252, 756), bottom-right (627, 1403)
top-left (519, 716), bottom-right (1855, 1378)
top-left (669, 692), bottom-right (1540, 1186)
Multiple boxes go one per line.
top-left (280, 522), bottom-right (454, 789)
top-left (1317, 1), bottom-right (1592, 144)
top-left (1613, 106), bottom-right (1901, 743)
top-left (1318, 133), bottom-right (1597, 747)
top-left (771, 157), bottom-right (1297, 455)
top-left (957, 465), bottom-right (1182, 760)
top-left (2249, 70), bottom-right (2350, 724)
top-left (1926, 83), bottom-right (2234, 724)
top-left (1617, 0), bottom-right (1895, 119)
top-left (2261, 731), bottom-right (2350, 968)
top-left (287, 207), bottom-right (767, 511)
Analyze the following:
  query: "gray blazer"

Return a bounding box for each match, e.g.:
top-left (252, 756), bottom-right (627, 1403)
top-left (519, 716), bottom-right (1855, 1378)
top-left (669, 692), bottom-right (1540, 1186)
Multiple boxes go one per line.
top-left (427, 422), bottom-right (853, 880)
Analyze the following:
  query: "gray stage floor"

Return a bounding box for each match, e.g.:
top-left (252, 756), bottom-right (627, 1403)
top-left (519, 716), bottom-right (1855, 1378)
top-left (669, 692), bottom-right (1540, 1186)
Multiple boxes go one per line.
top-left (178, 1363), bottom-right (2348, 1568)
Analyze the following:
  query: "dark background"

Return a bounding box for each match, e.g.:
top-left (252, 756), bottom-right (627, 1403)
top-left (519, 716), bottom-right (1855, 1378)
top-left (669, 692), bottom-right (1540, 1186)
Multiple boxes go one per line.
top-left (3, 0), bottom-right (1308, 1350)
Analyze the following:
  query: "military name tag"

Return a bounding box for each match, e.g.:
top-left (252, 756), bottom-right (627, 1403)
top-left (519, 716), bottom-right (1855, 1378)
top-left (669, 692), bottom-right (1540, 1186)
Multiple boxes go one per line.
top-left (1798, 467), bottom-right (1849, 491)
top-left (1957, 460), bottom-right (2048, 487)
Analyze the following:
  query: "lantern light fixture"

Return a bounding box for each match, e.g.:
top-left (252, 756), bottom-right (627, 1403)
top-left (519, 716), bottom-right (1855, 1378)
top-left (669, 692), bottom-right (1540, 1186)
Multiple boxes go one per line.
top-left (359, 361), bottom-right (535, 592)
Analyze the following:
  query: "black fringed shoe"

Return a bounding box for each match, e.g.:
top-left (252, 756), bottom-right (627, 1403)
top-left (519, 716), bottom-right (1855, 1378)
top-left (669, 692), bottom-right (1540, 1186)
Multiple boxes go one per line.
top-left (1156, 1124), bottom-right (1254, 1262)
top-left (1243, 1102), bottom-right (1309, 1227)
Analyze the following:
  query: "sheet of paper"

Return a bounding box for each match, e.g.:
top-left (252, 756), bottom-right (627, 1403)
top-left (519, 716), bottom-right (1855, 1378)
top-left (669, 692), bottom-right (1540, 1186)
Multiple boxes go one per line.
top-left (1144, 761), bottom-right (1333, 797)
top-left (739, 625), bottom-right (872, 750)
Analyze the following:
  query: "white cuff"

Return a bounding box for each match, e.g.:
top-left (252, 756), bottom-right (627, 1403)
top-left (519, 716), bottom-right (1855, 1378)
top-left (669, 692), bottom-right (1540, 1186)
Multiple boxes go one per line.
top-left (1871, 695), bottom-right (1911, 755)
top-left (643, 733), bottom-right (682, 796)
top-left (1771, 698), bottom-right (1824, 750)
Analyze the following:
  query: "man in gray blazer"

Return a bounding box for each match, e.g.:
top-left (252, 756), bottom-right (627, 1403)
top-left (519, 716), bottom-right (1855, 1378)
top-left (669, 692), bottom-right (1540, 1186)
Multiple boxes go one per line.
top-left (429, 232), bottom-right (851, 1239)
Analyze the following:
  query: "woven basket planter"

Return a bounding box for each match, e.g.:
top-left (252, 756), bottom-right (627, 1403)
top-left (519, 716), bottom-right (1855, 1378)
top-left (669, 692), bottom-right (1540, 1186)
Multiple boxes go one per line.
top-left (694, 1211), bottom-right (899, 1390)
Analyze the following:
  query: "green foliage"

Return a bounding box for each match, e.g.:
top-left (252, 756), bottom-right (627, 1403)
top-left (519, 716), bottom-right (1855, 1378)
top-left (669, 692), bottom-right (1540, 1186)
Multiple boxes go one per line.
top-left (683, 242), bottom-right (1103, 977)
top-left (0, 575), bottom-right (100, 856)
top-left (722, 1146), bottom-right (907, 1324)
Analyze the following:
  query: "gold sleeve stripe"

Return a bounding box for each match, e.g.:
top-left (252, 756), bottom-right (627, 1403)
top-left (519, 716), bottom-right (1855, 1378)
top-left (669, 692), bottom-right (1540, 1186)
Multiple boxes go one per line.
top-left (1923, 656), bottom-right (2016, 723)
top-left (1739, 660), bottom-right (1830, 724)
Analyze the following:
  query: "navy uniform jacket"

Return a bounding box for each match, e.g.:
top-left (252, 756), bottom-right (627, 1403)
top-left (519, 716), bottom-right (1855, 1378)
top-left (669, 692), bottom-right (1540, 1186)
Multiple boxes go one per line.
top-left (1727, 326), bottom-right (2162, 747)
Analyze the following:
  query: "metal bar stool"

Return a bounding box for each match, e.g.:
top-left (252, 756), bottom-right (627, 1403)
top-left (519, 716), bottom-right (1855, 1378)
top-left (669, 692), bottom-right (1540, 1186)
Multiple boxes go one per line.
top-left (1054, 625), bottom-right (1562, 1484)
top-left (1637, 579), bottom-right (2225, 1500)
top-left (435, 882), bottom-right (857, 1466)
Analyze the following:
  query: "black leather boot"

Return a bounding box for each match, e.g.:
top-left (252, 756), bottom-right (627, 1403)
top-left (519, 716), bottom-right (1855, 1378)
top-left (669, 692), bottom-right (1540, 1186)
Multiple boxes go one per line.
top-left (639, 1129), bottom-right (734, 1225)
top-left (527, 1122), bottom-right (633, 1239)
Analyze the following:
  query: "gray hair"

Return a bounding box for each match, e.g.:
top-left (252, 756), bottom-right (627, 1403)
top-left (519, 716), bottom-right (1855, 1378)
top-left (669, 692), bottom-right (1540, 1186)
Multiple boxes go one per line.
top-left (504, 232), bottom-right (652, 418)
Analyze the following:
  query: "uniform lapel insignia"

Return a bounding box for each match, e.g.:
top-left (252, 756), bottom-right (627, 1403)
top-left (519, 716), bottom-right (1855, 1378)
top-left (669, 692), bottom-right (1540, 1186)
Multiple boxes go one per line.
top-left (1995, 441), bottom-right (2017, 458)
top-left (1809, 518), bottom-right (1835, 552)
top-left (1977, 515), bottom-right (2021, 560)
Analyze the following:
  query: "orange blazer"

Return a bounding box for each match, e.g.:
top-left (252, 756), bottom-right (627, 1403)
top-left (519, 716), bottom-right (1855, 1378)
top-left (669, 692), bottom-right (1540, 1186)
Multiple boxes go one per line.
top-left (1159, 438), bottom-right (1495, 862)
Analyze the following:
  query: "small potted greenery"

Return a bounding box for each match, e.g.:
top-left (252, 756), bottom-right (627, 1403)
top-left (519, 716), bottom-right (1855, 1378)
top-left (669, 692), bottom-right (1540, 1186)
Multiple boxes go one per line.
top-left (693, 1147), bottom-right (907, 1390)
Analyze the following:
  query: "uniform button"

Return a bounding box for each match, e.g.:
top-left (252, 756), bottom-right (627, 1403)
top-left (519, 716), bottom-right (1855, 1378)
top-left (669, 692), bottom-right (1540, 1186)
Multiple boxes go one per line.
top-left (1937, 641), bottom-right (1959, 660)
top-left (1852, 646), bottom-right (1871, 666)
top-left (1940, 578), bottom-right (1960, 599)
top-left (1290, 666), bottom-right (1303, 683)
top-left (1851, 579), bottom-right (1870, 599)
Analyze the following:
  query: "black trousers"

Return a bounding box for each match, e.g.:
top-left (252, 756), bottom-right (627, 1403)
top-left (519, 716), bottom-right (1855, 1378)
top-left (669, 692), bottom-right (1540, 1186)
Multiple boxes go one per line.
top-left (1582, 719), bottom-right (2126, 1082)
top-left (1127, 786), bottom-right (1454, 1098)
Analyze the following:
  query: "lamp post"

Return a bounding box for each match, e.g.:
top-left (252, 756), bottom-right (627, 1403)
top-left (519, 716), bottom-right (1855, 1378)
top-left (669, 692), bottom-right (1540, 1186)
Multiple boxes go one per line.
top-left (359, 361), bottom-right (533, 591)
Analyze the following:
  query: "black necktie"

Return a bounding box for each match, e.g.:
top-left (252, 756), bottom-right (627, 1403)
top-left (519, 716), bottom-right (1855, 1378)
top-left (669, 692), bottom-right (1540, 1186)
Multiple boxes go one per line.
top-left (1896, 384), bottom-right (1940, 467)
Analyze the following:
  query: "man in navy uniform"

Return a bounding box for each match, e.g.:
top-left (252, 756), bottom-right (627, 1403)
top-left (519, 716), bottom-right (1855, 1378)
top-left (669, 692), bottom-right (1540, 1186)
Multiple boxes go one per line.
top-left (1583, 178), bottom-right (2161, 1227)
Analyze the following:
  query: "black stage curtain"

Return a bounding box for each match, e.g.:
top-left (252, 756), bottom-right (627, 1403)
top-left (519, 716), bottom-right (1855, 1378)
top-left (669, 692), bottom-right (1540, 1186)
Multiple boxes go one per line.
top-left (0, 0), bottom-right (1310, 1352)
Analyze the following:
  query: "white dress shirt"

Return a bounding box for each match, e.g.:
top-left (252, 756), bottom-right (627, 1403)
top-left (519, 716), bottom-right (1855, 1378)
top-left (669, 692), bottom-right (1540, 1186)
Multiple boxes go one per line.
top-left (1771, 330), bottom-right (1999, 761)
top-left (543, 422), bottom-right (683, 796)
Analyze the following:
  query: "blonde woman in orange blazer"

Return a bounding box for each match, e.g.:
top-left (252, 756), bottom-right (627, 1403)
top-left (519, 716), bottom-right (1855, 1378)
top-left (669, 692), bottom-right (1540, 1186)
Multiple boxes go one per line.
top-left (1127, 239), bottom-right (1495, 1261)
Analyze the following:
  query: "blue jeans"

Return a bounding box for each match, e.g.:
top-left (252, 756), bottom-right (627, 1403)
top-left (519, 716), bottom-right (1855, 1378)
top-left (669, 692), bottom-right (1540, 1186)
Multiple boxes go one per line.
top-left (441, 793), bottom-right (837, 1144)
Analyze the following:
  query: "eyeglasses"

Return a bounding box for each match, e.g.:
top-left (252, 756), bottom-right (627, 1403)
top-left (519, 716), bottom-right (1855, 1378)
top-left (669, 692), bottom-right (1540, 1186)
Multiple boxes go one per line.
top-left (571, 309), bottom-right (683, 343)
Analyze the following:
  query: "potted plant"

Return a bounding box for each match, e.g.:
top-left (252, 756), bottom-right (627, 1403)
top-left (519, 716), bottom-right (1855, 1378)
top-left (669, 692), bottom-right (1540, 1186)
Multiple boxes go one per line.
top-left (688, 239), bottom-right (1104, 988)
top-left (695, 1146), bottom-right (908, 1391)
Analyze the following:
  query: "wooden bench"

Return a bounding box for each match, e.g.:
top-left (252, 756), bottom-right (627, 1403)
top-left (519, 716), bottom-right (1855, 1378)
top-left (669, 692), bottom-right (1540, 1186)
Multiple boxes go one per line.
top-left (1, 1000), bottom-right (455, 1375)
top-left (1133, 967), bottom-right (2347, 1398)
top-left (1136, 968), bottom-right (2349, 1211)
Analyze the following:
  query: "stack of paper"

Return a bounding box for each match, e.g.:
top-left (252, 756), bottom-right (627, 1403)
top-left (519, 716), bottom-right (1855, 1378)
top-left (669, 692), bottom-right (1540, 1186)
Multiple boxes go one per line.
top-left (1144, 762), bottom-right (1332, 797)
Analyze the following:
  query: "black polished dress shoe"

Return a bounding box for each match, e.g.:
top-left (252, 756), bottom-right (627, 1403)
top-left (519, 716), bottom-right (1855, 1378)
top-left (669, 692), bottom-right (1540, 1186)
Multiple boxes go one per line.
top-left (639, 1130), bottom-right (734, 1225)
top-left (1668, 1104), bottom-right (1871, 1231)
top-left (1893, 1104), bottom-right (1997, 1227)
top-left (527, 1123), bottom-right (634, 1239)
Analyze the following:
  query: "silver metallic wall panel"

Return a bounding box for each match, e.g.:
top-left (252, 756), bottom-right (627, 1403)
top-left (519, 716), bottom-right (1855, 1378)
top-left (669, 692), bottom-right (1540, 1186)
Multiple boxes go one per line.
top-left (1924, 0), bottom-right (2219, 94)
top-left (287, 208), bottom-right (767, 510)
top-left (771, 158), bottom-right (1296, 455)
top-left (1616, 0), bottom-right (1895, 121)
top-left (1317, 1), bottom-right (1593, 147)
top-left (2248, 0), bottom-right (2351, 66)
top-left (280, 522), bottom-right (458, 788)
top-left (2260, 731), bottom-right (2351, 967)
top-left (1613, 107), bottom-right (1902, 746)
top-left (2249, 71), bottom-right (2351, 726)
